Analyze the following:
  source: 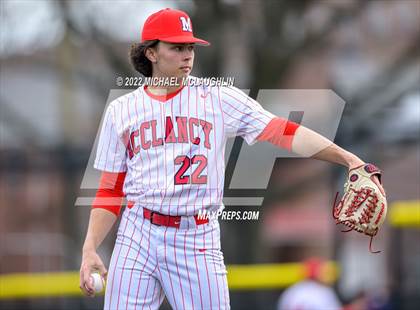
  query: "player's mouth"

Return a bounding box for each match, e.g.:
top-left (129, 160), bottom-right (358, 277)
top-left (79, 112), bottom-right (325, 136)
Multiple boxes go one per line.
top-left (180, 66), bottom-right (191, 73)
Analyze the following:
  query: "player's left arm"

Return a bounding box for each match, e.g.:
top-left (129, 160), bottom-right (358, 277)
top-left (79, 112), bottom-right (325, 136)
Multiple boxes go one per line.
top-left (257, 118), bottom-right (385, 195)
top-left (293, 125), bottom-right (362, 168)
top-left (292, 125), bottom-right (384, 194)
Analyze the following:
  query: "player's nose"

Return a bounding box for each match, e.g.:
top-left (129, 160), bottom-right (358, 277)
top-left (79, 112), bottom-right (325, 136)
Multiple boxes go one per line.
top-left (182, 49), bottom-right (194, 60)
top-left (183, 52), bottom-right (193, 62)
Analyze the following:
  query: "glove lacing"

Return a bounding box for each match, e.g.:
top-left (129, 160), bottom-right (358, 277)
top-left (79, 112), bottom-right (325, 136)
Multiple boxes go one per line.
top-left (333, 189), bottom-right (381, 254)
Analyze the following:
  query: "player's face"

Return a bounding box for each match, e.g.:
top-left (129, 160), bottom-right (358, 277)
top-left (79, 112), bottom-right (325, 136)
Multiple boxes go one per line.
top-left (148, 42), bottom-right (195, 80)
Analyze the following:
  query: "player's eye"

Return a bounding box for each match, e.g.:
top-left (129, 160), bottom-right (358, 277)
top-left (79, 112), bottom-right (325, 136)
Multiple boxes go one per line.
top-left (187, 45), bottom-right (195, 52)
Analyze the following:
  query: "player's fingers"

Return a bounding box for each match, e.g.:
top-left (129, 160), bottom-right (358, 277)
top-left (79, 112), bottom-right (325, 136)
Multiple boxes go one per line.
top-left (84, 282), bottom-right (95, 297)
top-left (98, 264), bottom-right (108, 281)
top-left (81, 266), bottom-right (95, 295)
top-left (79, 269), bottom-right (93, 296)
top-left (96, 262), bottom-right (108, 280)
top-left (79, 270), bottom-right (86, 295)
top-left (379, 184), bottom-right (386, 197)
top-left (372, 176), bottom-right (386, 196)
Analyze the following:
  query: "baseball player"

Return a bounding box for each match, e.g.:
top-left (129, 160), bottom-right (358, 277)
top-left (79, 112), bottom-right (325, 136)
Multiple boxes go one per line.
top-left (277, 258), bottom-right (341, 310)
top-left (80, 8), bottom-right (385, 310)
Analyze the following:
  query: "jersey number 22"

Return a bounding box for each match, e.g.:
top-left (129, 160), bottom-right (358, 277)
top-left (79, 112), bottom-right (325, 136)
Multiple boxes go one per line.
top-left (174, 155), bottom-right (207, 185)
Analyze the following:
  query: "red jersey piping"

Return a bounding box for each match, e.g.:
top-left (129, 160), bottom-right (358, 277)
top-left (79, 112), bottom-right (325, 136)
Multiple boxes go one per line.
top-left (144, 85), bottom-right (184, 102)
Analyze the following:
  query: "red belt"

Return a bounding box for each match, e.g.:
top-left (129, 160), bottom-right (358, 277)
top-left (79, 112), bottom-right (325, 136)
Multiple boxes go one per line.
top-left (143, 208), bottom-right (208, 228)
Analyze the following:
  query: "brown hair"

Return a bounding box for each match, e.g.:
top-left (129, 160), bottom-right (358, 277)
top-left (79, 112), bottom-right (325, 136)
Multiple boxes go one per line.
top-left (129, 40), bottom-right (159, 77)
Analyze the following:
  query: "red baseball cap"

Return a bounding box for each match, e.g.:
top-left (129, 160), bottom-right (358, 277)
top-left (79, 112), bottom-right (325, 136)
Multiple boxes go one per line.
top-left (141, 8), bottom-right (210, 46)
top-left (304, 257), bottom-right (323, 280)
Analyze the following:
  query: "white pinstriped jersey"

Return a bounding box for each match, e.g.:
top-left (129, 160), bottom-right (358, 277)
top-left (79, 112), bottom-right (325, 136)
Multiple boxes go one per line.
top-left (94, 77), bottom-right (275, 216)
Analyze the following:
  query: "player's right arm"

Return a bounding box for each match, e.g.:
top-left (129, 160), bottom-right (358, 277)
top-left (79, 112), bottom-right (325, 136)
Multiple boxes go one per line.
top-left (80, 170), bottom-right (126, 296)
top-left (80, 101), bottom-right (128, 296)
top-left (80, 208), bottom-right (117, 296)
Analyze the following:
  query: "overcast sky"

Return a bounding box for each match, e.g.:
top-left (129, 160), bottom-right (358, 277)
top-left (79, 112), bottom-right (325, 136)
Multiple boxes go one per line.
top-left (0, 0), bottom-right (193, 57)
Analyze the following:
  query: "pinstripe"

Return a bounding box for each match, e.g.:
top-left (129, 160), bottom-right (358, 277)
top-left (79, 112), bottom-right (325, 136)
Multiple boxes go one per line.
top-left (223, 88), bottom-right (273, 124)
top-left (176, 87), bottom-right (186, 215)
top-left (155, 231), bottom-right (165, 305)
top-left (96, 105), bottom-right (112, 167)
top-left (146, 249), bottom-right (162, 310)
top-left (134, 219), bottom-right (154, 310)
top-left (197, 87), bottom-right (207, 208)
top-left (191, 87), bottom-right (203, 310)
top-left (166, 97), bottom-right (176, 213)
top-left (133, 92), bottom-right (145, 194)
top-left (201, 88), bottom-right (214, 309)
top-left (127, 94), bottom-right (136, 193)
top-left (104, 244), bottom-right (119, 308)
top-left (163, 228), bottom-right (178, 309)
top-left (150, 98), bottom-right (159, 210)
top-left (221, 99), bottom-right (261, 130)
top-left (229, 87), bottom-right (273, 120)
top-left (209, 90), bottom-right (221, 203)
top-left (104, 241), bottom-right (121, 308)
top-left (106, 209), bottom-right (131, 309)
top-left (224, 86), bottom-right (248, 102)
top-left (211, 225), bottom-right (221, 309)
top-left (173, 230), bottom-right (186, 310)
top-left (103, 105), bottom-right (116, 171)
top-left (125, 209), bottom-right (146, 310)
top-left (216, 88), bottom-right (226, 201)
top-left (123, 210), bottom-right (144, 309)
top-left (217, 87), bottom-right (226, 134)
top-left (158, 286), bottom-right (165, 306)
top-left (116, 203), bottom-right (142, 309)
top-left (202, 227), bottom-right (213, 309)
top-left (192, 86), bottom-right (202, 212)
top-left (149, 277), bottom-right (158, 310)
top-left (113, 101), bottom-right (124, 171)
top-left (123, 96), bottom-right (134, 198)
top-left (193, 228), bottom-right (204, 309)
top-left (222, 257), bottom-right (229, 308)
top-left (219, 86), bottom-right (231, 308)
top-left (161, 96), bottom-right (167, 211)
top-left (141, 93), bottom-right (153, 198)
top-left (183, 230), bottom-right (195, 310)
top-left (224, 93), bottom-right (266, 126)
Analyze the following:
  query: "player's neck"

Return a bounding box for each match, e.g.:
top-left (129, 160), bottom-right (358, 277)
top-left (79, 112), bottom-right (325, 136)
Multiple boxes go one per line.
top-left (147, 75), bottom-right (184, 95)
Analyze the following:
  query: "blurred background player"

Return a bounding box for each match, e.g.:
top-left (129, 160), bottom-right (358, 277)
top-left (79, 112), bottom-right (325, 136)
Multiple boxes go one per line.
top-left (277, 258), bottom-right (341, 310)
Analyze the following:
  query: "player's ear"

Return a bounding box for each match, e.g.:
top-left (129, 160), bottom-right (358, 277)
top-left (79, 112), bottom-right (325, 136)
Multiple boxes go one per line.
top-left (145, 45), bottom-right (158, 63)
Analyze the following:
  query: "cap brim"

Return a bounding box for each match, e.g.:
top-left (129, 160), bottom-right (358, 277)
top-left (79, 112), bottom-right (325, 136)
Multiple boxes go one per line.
top-left (159, 35), bottom-right (210, 46)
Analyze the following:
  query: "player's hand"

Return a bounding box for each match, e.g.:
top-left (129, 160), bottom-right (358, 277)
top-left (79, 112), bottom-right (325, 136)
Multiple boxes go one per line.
top-left (79, 250), bottom-right (107, 297)
top-left (349, 162), bottom-right (386, 197)
top-left (371, 174), bottom-right (386, 197)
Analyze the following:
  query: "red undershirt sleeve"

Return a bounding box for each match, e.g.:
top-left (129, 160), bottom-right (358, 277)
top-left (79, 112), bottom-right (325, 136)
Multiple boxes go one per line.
top-left (256, 117), bottom-right (300, 150)
top-left (92, 171), bottom-right (127, 216)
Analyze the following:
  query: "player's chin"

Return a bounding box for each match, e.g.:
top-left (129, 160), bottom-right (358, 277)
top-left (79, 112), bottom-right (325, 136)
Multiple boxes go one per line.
top-left (179, 67), bottom-right (191, 76)
top-left (173, 73), bottom-right (188, 83)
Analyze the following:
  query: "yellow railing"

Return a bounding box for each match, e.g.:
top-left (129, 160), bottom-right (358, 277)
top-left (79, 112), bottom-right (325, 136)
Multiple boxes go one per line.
top-left (388, 200), bottom-right (420, 228)
top-left (1, 199), bottom-right (418, 299)
top-left (0, 262), bottom-right (338, 299)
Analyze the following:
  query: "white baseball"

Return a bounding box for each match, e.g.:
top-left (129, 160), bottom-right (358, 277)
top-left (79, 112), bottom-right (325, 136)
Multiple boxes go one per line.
top-left (90, 273), bottom-right (105, 293)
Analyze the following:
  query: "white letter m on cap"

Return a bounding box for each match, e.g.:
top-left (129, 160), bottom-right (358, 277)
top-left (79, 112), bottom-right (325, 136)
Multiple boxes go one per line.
top-left (180, 16), bottom-right (192, 32)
